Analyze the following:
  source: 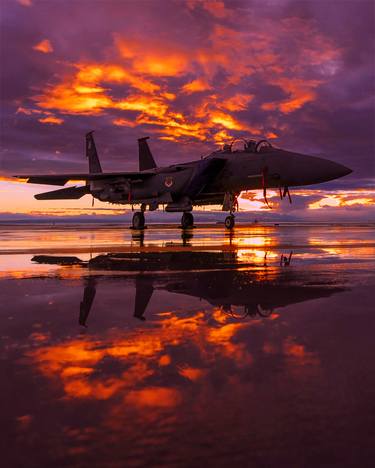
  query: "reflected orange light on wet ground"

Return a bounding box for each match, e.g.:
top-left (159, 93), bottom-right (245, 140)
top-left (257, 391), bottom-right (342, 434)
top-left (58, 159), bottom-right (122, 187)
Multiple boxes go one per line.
top-left (27, 309), bottom-right (256, 404)
top-left (1, 223), bottom-right (375, 467)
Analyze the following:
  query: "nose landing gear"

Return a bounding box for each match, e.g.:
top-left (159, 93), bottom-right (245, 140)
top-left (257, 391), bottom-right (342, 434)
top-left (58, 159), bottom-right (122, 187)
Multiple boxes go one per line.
top-left (223, 192), bottom-right (239, 230)
top-left (181, 212), bottom-right (194, 229)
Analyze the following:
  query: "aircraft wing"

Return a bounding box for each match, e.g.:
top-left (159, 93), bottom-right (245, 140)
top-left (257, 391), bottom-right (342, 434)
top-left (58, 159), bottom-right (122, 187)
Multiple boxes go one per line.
top-left (14, 171), bottom-right (155, 186)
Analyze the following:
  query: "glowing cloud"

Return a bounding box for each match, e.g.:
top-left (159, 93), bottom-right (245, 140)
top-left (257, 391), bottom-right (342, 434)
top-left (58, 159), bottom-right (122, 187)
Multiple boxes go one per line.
top-left (17, 0), bottom-right (32, 6)
top-left (22, 9), bottom-right (344, 147)
top-left (116, 37), bottom-right (190, 76)
top-left (262, 78), bottom-right (322, 113)
top-left (221, 94), bottom-right (254, 112)
top-left (112, 118), bottom-right (137, 127)
top-left (33, 39), bottom-right (53, 54)
top-left (38, 115), bottom-right (64, 125)
top-left (181, 79), bottom-right (211, 94)
top-left (309, 191), bottom-right (375, 210)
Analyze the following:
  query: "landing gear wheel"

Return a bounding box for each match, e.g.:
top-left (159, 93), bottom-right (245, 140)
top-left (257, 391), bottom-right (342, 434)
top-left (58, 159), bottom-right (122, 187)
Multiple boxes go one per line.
top-left (225, 215), bottom-right (235, 229)
top-left (132, 212), bottom-right (145, 230)
top-left (181, 212), bottom-right (194, 229)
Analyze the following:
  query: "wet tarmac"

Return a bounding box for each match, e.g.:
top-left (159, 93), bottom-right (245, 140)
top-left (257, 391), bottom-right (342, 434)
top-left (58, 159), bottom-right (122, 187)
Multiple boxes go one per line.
top-left (1, 223), bottom-right (375, 467)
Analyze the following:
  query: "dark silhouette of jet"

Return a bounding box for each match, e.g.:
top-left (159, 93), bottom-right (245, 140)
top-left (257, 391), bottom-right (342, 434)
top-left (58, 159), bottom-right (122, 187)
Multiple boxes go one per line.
top-left (16, 132), bottom-right (351, 229)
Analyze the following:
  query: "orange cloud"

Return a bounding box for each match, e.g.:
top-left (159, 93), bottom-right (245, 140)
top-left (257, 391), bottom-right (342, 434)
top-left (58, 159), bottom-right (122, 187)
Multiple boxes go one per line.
top-left (25, 17), bottom-right (342, 145)
top-left (76, 63), bottom-right (159, 93)
top-left (27, 309), bottom-right (258, 406)
top-left (16, 106), bottom-right (35, 115)
top-left (117, 94), bottom-right (168, 117)
top-left (283, 337), bottom-right (320, 375)
top-left (116, 37), bottom-right (190, 77)
top-left (112, 118), bottom-right (137, 127)
top-left (17, 0), bottom-right (32, 7)
top-left (34, 63), bottom-right (160, 115)
top-left (178, 366), bottom-right (206, 381)
top-left (181, 78), bottom-right (211, 94)
top-left (33, 39), bottom-right (53, 54)
top-left (35, 82), bottom-right (113, 114)
top-left (239, 189), bottom-right (375, 212)
top-left (262, 78), bottom-right (321, 113)
top-left (309, 192), bottom-right (375, 210)
top-left (125, 387), bottom-right (181, 408)
top-left (213, 129), bottom-right (235, 145)
top-left (38, 115), bottom-right (64, 125)
top-left (210, 111), bottom-right (246, 131)
top-left (0, 176), bottom-right (27, 183)
top-left (221, 94), bottom-right (254, 112)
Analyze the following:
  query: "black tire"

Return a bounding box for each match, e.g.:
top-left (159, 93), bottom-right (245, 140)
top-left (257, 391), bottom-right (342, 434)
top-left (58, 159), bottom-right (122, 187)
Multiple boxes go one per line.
top-left (225, 215), bottom-right (235, 229)
top-left (132, 212), bottom-right (145, 229)
top-left (181, 212), bottom-right (194, 229)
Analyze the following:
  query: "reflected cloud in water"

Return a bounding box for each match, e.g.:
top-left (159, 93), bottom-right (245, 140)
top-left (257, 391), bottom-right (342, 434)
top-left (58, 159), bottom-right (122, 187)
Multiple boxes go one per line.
top-left (2, 227), bottom-right (375, 467)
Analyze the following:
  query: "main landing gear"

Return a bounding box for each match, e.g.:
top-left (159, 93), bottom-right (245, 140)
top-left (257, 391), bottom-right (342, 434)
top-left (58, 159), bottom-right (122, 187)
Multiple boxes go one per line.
top-left (132, 212), bottom-right (145, 229)
top-left (131, 204), bottom-right (146, 230)
top-left (181, 212), bottom-right (194, 229)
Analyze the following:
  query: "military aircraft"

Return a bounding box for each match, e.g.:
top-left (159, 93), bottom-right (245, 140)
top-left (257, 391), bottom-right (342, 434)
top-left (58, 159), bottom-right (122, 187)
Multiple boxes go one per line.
top-left (16, 132), bottom-right (352, 229)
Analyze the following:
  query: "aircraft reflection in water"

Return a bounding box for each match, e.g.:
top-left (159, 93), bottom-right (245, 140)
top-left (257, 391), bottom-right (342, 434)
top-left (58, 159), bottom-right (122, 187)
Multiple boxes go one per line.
top-left (32, 251), bottom-right (345, 327)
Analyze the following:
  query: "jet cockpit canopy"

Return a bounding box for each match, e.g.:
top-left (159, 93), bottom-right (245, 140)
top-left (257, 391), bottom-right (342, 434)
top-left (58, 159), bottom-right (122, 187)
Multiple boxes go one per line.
top-left (224, 138), bottom-right (273, 153)
top-left (203, 138), bottom-right (274, 159)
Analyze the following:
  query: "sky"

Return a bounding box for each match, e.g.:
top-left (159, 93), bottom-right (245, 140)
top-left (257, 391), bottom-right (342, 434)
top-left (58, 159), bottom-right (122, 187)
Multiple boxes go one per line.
top-left (0, 0), bottom-right (374, 220)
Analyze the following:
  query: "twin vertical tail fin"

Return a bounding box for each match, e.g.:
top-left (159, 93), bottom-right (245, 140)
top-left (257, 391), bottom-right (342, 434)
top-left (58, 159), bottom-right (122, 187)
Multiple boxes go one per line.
top-left (138, 137), bottom-right (157, 171)
top-left (86, 131), bottom-right (102, 173)
top-left (86, 132), bottom-right (156, 173)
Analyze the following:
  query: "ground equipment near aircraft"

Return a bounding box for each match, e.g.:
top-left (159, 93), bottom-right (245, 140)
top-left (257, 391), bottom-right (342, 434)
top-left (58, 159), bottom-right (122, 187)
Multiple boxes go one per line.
top-left (15, 132), bottom-right (352, 229)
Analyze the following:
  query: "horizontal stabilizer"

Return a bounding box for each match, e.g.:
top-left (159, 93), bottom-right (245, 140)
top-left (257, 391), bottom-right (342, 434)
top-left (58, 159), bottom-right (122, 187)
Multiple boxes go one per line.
top-left (14, 171), bottom-right (154, 186)
top-left (35, 186), bottom-right (90, 200)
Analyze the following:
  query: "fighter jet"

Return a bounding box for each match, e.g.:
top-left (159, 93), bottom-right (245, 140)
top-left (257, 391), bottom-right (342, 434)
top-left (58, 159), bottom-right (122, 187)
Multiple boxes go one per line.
top-left (16, 132), bottom-right (352, 229)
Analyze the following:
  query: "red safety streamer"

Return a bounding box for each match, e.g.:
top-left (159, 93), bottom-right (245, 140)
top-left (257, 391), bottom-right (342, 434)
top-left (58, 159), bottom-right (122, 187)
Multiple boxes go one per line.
top-left (282, 186), bottom-right (292, 204)
top-left (233, 194), bottom-right (239, 212)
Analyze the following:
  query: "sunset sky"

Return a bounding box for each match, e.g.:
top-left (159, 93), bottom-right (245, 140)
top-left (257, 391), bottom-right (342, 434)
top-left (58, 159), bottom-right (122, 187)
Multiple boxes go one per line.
top-left (0, 0), bottom-right (374, 220)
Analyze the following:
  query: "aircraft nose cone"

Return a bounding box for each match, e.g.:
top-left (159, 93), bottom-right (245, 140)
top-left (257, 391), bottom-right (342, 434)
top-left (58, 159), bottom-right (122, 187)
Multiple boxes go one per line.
top-left (286, 154), bottom-right (353, 186)
top-left (335, 162), bottom-right (352, 178)
top-left (317, 159), bottom-right (352, 182)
